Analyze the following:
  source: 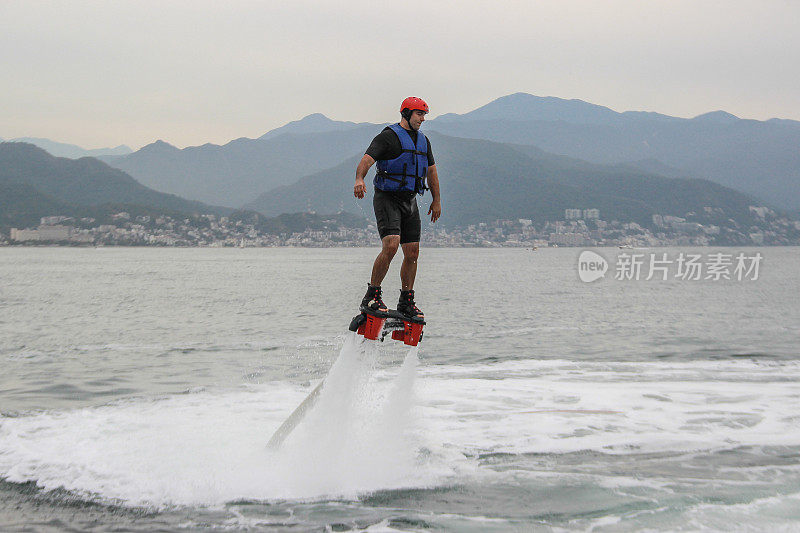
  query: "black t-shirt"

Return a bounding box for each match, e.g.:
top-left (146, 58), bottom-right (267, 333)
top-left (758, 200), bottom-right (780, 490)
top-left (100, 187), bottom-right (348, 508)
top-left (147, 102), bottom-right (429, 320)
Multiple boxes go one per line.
top-left (365, 126), bottom-right (435, 166)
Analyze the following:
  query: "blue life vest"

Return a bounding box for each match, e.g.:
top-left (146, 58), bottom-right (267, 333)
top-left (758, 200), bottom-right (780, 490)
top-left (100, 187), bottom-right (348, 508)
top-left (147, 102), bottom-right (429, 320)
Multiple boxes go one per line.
top-left (374, 123), bottom-right (428, 195)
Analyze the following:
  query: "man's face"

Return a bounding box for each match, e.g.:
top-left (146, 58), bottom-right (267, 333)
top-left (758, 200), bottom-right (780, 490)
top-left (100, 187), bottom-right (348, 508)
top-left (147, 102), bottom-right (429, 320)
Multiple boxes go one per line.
top-left (409, 109), bottom-right (426, 130)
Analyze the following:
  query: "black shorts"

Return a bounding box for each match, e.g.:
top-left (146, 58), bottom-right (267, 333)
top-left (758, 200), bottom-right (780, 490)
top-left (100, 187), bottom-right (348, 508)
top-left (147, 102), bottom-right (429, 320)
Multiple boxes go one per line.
top-left (373, 189), bottom-right (421, 244)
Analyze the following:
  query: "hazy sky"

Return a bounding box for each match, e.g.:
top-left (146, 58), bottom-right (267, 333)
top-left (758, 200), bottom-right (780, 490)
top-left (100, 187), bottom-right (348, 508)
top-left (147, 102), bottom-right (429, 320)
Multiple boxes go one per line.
top-left (2, 0), bottom-right (798, 149)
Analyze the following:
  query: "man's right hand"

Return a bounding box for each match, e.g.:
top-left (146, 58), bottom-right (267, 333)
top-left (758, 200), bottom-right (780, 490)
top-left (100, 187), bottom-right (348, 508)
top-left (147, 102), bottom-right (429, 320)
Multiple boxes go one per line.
top-left (354, 178), bottom-right (366, 199)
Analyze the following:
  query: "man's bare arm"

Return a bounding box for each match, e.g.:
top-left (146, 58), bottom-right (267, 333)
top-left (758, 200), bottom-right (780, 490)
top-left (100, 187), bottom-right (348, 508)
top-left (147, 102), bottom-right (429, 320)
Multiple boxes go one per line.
top-left (426, 164), bottom-right (441, 223)
top-left (354, 154), bottom-right (375, 199)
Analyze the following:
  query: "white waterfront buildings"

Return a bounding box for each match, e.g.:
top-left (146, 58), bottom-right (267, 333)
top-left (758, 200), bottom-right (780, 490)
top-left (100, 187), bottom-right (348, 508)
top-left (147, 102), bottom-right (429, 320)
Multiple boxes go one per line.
top-left (10, 225), bottom-right (92, 242)
top-left (565, 208), bottom-right (600, 220)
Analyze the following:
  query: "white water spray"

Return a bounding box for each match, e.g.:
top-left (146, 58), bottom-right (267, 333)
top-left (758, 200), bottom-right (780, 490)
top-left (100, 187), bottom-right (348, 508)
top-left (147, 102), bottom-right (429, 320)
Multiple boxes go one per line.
top-left (0, 332), bottom-right (434, 507)
top-left (270, 333), bottom-right (425, 495)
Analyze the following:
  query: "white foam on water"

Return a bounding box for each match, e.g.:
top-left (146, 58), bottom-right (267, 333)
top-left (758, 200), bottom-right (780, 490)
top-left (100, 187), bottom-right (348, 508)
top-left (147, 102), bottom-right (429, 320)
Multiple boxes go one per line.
top-left (682, 491), bottom-right (800, 532)
top-left (1, 349), bottom-right (799, 509)
top-left (412, 357), bottom-right (800, 457)
top-left (0, 333), bottom-right (455, 507)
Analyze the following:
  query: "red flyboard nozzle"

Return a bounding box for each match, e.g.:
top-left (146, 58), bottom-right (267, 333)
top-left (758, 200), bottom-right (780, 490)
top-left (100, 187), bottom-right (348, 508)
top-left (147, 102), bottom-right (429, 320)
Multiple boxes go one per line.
top-left (362, 314), bottom-right (386, 340)
top-left (402, 320), bottom-right (424, 346)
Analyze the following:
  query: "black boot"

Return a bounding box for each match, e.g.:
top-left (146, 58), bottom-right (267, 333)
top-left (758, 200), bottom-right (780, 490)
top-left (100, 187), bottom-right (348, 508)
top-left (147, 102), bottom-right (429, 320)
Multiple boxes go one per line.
top-left (361, 284), bottom-right (388, 314)
top-left (397, 289), bottom-right (424, 319)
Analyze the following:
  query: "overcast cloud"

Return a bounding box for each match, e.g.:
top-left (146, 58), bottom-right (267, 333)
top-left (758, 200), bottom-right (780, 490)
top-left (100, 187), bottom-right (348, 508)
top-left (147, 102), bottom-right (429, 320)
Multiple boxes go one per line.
top-left (2, 0), bottom-right (798, 149)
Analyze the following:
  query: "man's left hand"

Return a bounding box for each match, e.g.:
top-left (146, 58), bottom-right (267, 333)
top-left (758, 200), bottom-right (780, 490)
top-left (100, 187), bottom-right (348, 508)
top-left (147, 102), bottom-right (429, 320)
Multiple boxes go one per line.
top-left (428, 200), bottom-right (441, 223)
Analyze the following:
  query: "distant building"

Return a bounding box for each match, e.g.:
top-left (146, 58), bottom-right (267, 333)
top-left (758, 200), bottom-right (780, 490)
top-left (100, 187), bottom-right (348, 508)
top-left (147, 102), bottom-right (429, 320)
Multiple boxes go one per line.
top-left (38, 225), bottom-right (72, 240)
top-left (10, 225), bottom-right (73, 242)
top-left (583, 209), bottom-right (600, 220)
top-left (10, 228), bottom-right (41, 242)
top-left (565, 209), bottom-right (582, 220)
top-left (549, 232), bottom-right (586, 246)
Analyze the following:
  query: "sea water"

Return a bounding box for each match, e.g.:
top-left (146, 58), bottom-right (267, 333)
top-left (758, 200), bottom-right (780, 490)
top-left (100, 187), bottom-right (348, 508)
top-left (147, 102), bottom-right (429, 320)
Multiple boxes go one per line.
top-left (0, 247), bottom-right (798, 531)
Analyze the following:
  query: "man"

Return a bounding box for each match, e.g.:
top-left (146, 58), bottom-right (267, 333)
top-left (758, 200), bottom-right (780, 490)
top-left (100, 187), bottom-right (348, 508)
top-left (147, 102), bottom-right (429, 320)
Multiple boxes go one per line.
top-left (353, 96), bottom-right (441, 319)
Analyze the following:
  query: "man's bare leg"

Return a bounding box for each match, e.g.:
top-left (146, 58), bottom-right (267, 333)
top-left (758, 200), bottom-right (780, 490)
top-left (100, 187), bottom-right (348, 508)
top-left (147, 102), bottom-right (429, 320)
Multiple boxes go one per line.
top-left (370, 235), bottom-right (400, 286)
top-left (400, 241), bottom-right (420, 291)
top-left (397, 241), bottom-right (423, 318)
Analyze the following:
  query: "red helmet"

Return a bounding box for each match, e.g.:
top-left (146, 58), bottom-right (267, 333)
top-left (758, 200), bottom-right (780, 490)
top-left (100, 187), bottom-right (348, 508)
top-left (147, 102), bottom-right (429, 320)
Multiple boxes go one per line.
top-left (400, 97), bottom-right (429, 116)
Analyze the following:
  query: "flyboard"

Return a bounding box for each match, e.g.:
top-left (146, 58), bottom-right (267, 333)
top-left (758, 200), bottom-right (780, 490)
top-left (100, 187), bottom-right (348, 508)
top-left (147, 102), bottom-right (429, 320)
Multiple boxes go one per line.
top-left (266, 307), bottom-right (425, 449)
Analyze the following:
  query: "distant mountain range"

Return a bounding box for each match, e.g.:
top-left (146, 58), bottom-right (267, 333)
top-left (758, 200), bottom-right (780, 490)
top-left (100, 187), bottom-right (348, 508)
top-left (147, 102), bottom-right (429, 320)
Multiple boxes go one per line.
top-left (1, 137), bottom-right (132, 158)
top-left (428, 93), bottom-right (800, 210)
top-left (0, 181), bottom-right (93, 230)
top-left (7, 93), bottom-right (799, 233)
top-left (0, 142), bottom-right (375, 236)
top-left (257, 113), bottom-right (367, 140)
top-left (87, 94), bottom-right (800, 211)
top-left (99, 124), bottom-right (382, 207)
top-left (244, 133), bottom-right (761, 228)
top-left (0, 142), bottom-right (223, 230)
